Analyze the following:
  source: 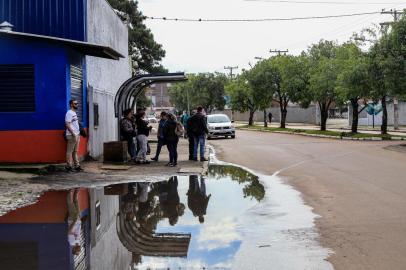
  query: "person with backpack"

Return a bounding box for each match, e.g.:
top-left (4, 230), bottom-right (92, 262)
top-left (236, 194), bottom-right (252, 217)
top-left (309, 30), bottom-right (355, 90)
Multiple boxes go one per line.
top-left (163, 113), bottom-right (182, 167)
top-left (120, 109), bottom-right (137, 161)
top-left (135, 110), bottom-right (152, 164)
top-left (189, 106), bottom-right (209, 161)
top-left (151, 111), bottom-right (168, 162)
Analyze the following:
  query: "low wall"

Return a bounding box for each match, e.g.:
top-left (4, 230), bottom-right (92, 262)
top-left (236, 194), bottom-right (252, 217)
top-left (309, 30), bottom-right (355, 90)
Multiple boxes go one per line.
top-left (214, 105), bottom-right (318, 124)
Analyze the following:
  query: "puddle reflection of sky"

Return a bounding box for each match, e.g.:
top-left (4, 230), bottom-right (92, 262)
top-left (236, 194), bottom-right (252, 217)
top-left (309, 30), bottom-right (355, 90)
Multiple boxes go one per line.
top-left (140, 175), bottom-right (259, 269)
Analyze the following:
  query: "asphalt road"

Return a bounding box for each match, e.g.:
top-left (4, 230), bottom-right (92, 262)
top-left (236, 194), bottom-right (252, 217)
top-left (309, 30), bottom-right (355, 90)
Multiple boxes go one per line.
top-left (209, 130), bottom-right (406, 270)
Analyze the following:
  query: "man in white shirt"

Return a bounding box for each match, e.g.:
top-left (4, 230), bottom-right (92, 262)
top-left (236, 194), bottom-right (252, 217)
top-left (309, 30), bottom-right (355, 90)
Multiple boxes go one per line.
top-left (67, 189), bottom-right (82, 256)
top-left (65, 99), bottom-right (82, 172)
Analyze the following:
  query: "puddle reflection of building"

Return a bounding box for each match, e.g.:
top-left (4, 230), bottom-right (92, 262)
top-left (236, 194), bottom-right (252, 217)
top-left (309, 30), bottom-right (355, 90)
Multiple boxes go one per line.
top-left (187, 175), bottom-right (211, 224)
top-left (0, 189), bottom-right (90, 270)
top-left (113, 179), bottom-right (191, 268)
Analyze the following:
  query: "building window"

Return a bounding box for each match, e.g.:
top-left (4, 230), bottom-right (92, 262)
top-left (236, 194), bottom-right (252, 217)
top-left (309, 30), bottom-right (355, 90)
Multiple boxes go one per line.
top-left (95, 201), bottom-right (101, 230)
top-left (0, 64), bottom-right (35, 112)
top-left (93, 103), bottom-right (99, 129)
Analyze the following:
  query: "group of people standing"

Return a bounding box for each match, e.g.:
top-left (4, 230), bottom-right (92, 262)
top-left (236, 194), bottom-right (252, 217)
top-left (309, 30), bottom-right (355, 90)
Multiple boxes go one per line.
top-left (120, 105), bottom-right (209, 167)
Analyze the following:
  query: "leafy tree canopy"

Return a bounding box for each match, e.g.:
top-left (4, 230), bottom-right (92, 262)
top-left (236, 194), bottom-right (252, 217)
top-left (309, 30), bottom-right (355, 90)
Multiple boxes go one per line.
top-left (107, 0), bottom-right (166, 74)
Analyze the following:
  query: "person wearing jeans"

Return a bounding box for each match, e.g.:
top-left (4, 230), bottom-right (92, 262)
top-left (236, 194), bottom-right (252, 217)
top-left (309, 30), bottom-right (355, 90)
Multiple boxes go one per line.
top-left (152, 111), bottom-right (168, 161)
top-left (135, 111), bottom-right (152, 164)
top-left (189, 106), bottom-right (209, 161)
top-left (163, 113), bottom-right (179, 167)
top-left (65, 99), bottom-right (83, 172)
top-left (120, 109), bottom-right (136, 161)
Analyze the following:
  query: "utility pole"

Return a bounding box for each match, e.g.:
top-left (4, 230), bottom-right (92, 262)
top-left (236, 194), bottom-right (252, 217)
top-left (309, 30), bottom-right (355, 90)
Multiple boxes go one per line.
top-left (224, 66), bottom-right (238, 79)
top-left (381, 9), bottom-right (402, 130)
top-left (269, 49), bottom-right (289, 56)
top-left (224, 66), bottom-right (238, 122)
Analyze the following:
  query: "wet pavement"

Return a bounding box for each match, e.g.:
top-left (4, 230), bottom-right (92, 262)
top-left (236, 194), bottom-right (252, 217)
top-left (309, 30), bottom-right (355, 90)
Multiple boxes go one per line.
top-left (0, 159), bottom-right (333, 270)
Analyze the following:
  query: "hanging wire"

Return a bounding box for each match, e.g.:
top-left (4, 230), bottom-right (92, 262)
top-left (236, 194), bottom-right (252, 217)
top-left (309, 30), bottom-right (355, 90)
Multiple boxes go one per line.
top-left (244, 0), bottom-right (406, 5)
top-left (146, 11), bottom-right (383, 22)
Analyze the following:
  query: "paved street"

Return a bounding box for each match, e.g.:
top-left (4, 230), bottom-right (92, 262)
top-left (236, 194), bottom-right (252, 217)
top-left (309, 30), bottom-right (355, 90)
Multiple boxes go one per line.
top-left (209, 130), bottom-right (406, 270)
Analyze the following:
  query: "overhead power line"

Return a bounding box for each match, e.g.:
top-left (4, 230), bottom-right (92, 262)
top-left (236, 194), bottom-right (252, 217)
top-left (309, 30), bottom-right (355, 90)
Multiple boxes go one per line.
top-left (146, 11), bottom-right (382, 22)
top-left (244, 0), bottom-right (406, 5)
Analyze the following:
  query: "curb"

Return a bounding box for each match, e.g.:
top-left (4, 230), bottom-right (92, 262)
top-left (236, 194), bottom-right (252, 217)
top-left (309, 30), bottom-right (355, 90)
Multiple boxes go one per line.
top-left (237, 127), bottom-right (405, 141)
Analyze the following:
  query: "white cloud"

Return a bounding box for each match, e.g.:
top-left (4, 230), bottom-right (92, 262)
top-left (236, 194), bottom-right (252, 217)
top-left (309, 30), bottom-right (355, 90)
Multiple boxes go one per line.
top-left (197, 216), bottom-right (242, 251)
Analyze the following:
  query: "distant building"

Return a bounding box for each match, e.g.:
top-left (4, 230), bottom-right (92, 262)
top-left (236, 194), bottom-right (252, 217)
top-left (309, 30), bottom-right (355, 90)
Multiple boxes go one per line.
top-left (145, 83), bottom-right (174, 112)
top-left (0, 0), bottom-right (131, 163)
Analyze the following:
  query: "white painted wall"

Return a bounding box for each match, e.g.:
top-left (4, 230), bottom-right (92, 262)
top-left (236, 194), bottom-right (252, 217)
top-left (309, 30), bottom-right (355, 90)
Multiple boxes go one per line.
top-left (86, 0), bottom-right (131, 158)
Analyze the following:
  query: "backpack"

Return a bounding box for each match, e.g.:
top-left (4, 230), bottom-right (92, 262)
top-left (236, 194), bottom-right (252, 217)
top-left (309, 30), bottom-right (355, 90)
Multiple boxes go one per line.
top-left (175, 122), bottom-right (184, 137)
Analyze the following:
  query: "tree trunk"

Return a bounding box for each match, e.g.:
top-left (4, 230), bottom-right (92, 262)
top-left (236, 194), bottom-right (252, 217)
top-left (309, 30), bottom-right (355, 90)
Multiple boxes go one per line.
top-left (351, 99), bottom-right (359, 134)
top-left (320, 103), bottom-right (328, 131)
top-left (248, 110), bottom-right (255, 126)
top-left (381, 96), bottom-right (388, 135)
top-left (280, 107), bottom-right (287, 129)
top-left (263, 110), bottom-right (268, 127)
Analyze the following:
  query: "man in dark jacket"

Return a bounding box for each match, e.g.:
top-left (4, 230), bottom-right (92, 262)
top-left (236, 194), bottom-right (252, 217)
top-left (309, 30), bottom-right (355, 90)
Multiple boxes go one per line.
top-left (186, 111), bottom-right (196, 161)
top-left (151, 111), bottom-right (167, 161)
top-left (120, 109), bottom-right (136, 161)
top-left (187, 175), bottom-right (211, 224)
top-left (189, 106), bottom-right (209, 161)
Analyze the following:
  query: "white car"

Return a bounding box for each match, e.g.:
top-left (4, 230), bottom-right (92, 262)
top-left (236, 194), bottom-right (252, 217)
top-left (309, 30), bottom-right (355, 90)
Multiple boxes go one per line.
top-left (147, 115), bottom-right (158, 123)
top-left (207, 114), bottom-right (235, 139)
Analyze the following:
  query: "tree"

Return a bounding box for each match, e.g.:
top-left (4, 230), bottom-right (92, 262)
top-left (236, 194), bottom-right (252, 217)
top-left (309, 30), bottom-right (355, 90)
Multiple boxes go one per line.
top-left (307, 40), bottom-right (339, 131)
top-left (335, 43), bottom-right (370, 133)
top-left (226, 72), bottom-right (260, 126)
top-left (107, 0), bottom-right (166, 74)
top-left (169, 73), bottom-right (228, 113)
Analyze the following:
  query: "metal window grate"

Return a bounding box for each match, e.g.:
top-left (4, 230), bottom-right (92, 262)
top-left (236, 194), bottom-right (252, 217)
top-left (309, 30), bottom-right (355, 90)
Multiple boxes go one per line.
top-left (70, 65), bottom-right (83, 121)
top-left (0, 64), bottom-right (35, 112)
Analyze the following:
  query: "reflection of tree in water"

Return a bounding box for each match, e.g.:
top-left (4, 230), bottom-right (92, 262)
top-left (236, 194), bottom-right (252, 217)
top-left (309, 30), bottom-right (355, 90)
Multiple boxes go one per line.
top-left (208, 165), bottom-right (265, 201)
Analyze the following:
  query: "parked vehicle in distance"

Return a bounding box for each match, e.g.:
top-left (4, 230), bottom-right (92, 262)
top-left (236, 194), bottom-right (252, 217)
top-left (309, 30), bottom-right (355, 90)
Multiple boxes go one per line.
top-left (147, 114), bottom-right (158, 123)
top-left (207, 114), bottom-right (235, 139)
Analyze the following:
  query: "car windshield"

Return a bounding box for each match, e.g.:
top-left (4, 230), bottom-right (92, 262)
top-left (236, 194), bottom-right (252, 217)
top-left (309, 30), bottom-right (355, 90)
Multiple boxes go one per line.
top-left (208, 115), bottom-right (230, 123)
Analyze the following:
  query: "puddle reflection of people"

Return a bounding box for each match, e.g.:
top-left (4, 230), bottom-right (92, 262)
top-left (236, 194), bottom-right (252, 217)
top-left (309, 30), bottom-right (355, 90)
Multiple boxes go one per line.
top-left (67, 188), bottom-right (82, 255)
top-left (121, 184), bottom-right (138, 221)
top-left (158, 176), bottom-right (185, 226)
top-left (187, 175), bottom-right (211, 224)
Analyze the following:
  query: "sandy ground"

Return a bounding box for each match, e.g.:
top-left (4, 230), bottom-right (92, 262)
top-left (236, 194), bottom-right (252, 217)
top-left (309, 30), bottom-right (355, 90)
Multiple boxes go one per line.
top-left (209, 130), bottom-right (406, 270)
top-left (0, 139), bottom-right (206, 216)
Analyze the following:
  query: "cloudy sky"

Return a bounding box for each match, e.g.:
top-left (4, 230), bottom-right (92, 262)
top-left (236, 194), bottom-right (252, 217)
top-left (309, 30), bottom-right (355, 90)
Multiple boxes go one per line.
top-left (138, 0), bottom-right (405, 74)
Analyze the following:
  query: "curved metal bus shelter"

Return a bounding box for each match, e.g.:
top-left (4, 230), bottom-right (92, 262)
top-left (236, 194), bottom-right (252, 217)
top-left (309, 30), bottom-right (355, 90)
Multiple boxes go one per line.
top-left (114, 72), bottom-right (187, 124)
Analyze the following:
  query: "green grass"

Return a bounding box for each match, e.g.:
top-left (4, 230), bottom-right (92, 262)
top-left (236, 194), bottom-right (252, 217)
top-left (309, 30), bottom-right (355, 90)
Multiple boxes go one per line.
top-left (238, 125), bottom-right (406, 140)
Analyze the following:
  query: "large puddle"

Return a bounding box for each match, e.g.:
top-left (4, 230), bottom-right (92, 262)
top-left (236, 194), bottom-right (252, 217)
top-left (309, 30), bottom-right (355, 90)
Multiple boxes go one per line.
top-left (0, 162), bottom-right (333, 270)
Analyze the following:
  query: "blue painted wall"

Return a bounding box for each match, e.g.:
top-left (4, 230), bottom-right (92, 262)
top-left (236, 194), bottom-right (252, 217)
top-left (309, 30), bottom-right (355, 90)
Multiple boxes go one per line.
top-left (0, 0), bottom-right (87, 41)
top-left (0, 36), bottom-right (87, 131)
top-left (0, 223), bottom-right (70, 270)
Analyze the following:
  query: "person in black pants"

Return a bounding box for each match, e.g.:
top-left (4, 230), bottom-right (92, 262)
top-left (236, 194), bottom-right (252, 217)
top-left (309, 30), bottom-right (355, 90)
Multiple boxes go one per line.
top-left (186, 111), bottom-right (195, 160)
top-left (120, 109), bottom-right (136, 161)
top-left (163, 113), bottom-right (179, 167)
top-left (152, 111), bottom-right (168, 161)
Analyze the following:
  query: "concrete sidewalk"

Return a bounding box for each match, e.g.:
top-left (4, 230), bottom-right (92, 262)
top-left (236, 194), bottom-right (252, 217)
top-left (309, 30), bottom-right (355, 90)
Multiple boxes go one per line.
top-left (0, 138), bottom-right (207, 216)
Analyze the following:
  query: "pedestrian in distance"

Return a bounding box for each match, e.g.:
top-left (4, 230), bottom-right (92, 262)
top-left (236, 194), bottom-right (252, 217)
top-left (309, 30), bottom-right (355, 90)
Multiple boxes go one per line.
top-left (268, 112), bottom-right (273, 125)
top-left (151, 111), bottom-right (168, 162)
top-left (135, 110), bottom-right (152, 164)
top-left (120, 109), bottom-right (137, 162)
top-left (65, 99), bottom-right (83, 172)
top-left (180, 111), bottom-right (189, 138)
top-left (189, 106), bottom-right (209, 161)
top-left (163, 113), bottom-right (181, 167)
